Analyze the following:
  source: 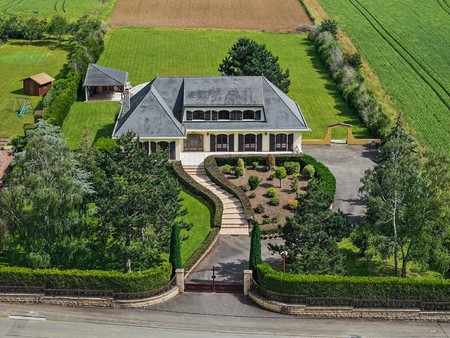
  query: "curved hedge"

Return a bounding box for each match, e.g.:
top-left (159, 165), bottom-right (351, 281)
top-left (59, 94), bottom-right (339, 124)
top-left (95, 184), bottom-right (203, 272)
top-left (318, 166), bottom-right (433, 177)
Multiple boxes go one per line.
top-left (0, 263), bottom-right (171, 293)
top-left (171, 161), bottom-right (222, 228)
top-left (205, 154), bottom-right (336, 214)
top-left (257, 263), bottom-right (450, 302)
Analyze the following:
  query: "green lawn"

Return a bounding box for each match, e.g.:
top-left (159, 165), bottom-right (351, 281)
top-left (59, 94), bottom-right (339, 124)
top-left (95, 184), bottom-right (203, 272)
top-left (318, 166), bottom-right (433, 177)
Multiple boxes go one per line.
top-left (97, 28), bottom-right (371, 139)
top-left (0, 0), bottom-right (117, 21)
top-left (178, 190), bottom-right (211, 264)
top-left (318, 0), bottom-right (450, 154)
top-left (0, 41), bottom-right (67, 138)
top-left (61, 101), bottom-right (120, 148)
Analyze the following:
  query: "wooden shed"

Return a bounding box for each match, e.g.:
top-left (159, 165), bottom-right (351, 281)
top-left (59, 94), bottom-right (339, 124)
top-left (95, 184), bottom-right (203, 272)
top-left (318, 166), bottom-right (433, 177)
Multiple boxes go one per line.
top-left (22, 73), bottom-right (55, 96)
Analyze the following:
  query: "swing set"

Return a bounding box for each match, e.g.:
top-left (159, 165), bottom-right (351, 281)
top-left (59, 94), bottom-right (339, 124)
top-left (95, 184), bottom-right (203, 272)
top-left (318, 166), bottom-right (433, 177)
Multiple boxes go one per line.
top-left (13, 97), bottom-right (33, 117)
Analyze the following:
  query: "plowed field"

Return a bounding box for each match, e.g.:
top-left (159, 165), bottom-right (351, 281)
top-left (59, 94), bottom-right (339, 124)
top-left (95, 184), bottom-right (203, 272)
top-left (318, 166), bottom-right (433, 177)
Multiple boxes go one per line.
top-left (108, 0), bottom-right (312, 32)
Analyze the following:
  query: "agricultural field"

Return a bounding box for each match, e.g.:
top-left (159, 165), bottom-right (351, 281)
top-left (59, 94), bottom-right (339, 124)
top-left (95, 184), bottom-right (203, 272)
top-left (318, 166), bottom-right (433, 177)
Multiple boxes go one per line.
top-left (97, 28), bottom-right (371, 140)
top-left (0, 0), bottom-right (117, 20)
top-left (318, 0), bottom-right (450, 154)
top-left (0, 41), bottom-right (66, 138)
top-left (109, 0), bottom-right (311, 32)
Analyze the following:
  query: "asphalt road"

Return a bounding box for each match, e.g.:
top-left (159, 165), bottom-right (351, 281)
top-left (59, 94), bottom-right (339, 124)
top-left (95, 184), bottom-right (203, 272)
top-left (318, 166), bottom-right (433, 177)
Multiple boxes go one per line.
top-left (0, 297), bottom-right (449, 337)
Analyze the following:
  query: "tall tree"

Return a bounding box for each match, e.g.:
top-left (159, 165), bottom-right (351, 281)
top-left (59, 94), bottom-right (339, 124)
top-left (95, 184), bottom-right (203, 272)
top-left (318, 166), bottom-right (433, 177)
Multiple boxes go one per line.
top-left (219, 38), bottom-right (291, 93)
top-left (47, 15), bottom-right (68, 45)
top-left (359, 117), bottom-right (450, 277)
top-left (249, 221), bottom-right (262, 272)
top-left (21, 17), bottom-right (46, 44)
top-left (0, 120), bottom-right (93, 268)
top-left (169, 222), bottom-right (182, 272)
top-left (92, 132), bottom-right (181, 273)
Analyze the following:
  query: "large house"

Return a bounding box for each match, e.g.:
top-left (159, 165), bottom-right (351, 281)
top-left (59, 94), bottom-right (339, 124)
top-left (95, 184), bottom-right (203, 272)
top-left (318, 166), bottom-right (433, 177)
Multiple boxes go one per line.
top-left (112, 76), bottom-right (309, 161)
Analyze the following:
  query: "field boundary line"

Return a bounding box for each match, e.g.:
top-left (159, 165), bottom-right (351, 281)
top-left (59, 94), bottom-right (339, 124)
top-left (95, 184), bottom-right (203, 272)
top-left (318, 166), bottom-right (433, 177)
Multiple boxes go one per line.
top-left (435, 0), bottom-right (450, 15)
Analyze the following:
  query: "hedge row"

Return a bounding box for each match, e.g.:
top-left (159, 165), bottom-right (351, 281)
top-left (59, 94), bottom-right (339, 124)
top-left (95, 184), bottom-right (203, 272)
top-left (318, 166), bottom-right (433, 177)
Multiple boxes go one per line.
top-left (171, 161), bottom-right (222, 228)
top-left (309, 27), bottom-right (391, 138)
top-left (204, 155), bottom-right (254, 220)
top-left (0, 263), bottom-right (171, 293)
top-left (210, 154), bottom-right (336, 208)
top-left (183, 228), bottom-right (220, 271)
top-left (257, 263), bottom-right (450, 302)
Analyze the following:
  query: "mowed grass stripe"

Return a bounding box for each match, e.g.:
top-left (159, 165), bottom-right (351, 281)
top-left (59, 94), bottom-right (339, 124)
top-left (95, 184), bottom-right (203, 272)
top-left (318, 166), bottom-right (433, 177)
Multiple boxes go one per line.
top-left (319, 0), bottom-right (450, 154)
top-left (98, 28), bottom-right (370, 139)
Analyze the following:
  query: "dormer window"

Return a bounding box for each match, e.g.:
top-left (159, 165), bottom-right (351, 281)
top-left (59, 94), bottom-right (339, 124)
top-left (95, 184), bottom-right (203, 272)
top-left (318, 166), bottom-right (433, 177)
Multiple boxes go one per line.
top-left (218, 110), bottom-right (230, 120)
top-left (243, 110), bottom-right (254, 120)
top-left (185, 108), bottom-right (264, 121)
top-left (193, 110), bottom-right (205, 120)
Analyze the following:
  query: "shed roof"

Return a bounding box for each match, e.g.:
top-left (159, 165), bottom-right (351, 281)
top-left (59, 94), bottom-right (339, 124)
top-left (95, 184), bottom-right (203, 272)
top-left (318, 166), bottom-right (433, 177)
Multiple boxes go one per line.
top-left (83, 64), bottom-right (128, 87)
top-left (22, 73), bottom-right (54, 85)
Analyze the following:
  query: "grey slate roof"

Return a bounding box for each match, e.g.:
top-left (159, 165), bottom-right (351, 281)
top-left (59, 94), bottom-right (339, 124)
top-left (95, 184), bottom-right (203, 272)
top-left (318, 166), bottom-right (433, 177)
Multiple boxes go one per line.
top-left (112, 76), bottom-right (308, 139)
top-left (83, 64), bottom-right (128, 87)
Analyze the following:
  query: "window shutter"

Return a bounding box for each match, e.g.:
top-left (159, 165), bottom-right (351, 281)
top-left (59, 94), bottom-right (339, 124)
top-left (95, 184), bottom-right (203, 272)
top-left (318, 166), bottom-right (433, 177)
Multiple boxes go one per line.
top-left (210, 134), bottom-right (216, 152)
top-left (205, 110), bottom-right (211, 120)
top-left (269, 134), bottom-right (275, 151)
top-left (150, 142), bottom-right (157, 153)
top-left (255, 110), bottom-right (261, 120)
top-left (212, 110), bottom-right (218, 120)
top-left (237, 111), bottom-right (243, 120)
top-left (238, 134), bottom-right (244, 152)
top-left (288, 133), bottom-right (294, 151)
top-left (257, 134), bottom-right (263, 152)
top-left (169, 142), bottom-right (176, 160)
top-left (186, 111), bottom-right (193, 120)
top-left (229, 134), bottom-right (234, 152)
top-left (231, 111), bottom-right (237, 120)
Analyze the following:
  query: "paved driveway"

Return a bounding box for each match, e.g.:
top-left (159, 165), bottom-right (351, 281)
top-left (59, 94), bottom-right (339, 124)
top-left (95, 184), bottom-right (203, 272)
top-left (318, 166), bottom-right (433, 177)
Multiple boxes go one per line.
top-left (303, 144), bottom-right (377, 223)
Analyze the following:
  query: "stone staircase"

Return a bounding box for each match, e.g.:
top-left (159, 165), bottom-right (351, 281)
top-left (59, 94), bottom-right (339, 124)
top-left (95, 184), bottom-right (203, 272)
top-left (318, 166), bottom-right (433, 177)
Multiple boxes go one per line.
top-left (183, 165), bottom-right (249, 235)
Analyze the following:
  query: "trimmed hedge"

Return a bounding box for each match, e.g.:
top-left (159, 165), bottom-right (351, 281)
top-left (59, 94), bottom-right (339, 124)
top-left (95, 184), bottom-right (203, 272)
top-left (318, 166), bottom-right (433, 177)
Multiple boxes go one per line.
top-left (0, 263), bottom-right (171, 293)
top-left (204, 155), bottom-right (254, 220)
top-left (171, 161), bottom-right (222, 228)
top-left (257, 263), bottom-right (450, 302)
top-left (208, 154), bottom-right (336, 208)
top-left (183, 228), bottom-right (219, 271)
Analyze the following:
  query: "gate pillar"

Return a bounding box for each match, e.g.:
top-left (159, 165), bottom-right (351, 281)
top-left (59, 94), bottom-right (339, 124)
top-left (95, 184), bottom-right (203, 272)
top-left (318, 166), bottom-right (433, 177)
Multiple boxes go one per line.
top-left (176, 268), bottom-right (185, 293)
top-left (243, 270), bottom-right (253, 296)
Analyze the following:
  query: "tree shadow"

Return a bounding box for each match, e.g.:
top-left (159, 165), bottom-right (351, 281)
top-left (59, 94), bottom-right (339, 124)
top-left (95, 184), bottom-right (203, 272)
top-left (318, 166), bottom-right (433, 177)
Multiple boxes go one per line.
top-left (94, 122), bottom-right (116, 144)
top-left (340, 247), bottom-right (395, 277)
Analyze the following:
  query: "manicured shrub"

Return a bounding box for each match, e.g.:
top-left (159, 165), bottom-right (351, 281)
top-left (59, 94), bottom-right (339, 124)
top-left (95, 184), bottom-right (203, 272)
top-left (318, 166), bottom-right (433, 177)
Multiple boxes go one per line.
top-left (292, 173), bottom-right (299, 179)
top-left (290, 177), bottom-right (299, 193)
top-left (274, 167), bottom-right (287, 187)
top-left (220, 164), bottom-right (232, 174)
top-left (252, 161), bottom-right (259, 170)
top-left (283, 161), bottom-right (300, 175)
top-left (302, 164), bottom-right (316, 179)
top-left (241, 184), bottom-right (251, 192)
top-left (249, 192), bottom-right (256, 199)
top-left (270, 197), bottom-right (280, 206)
top-left (249, 221), bottom-right (262, 271)
top-left (266, 154), bottom-right (276, 169)
top-left (287, 199), bottom-right (298, 210)
top-left (255, 204), bottom-right (265, 214)
top-left (271, 216), bottom-right (280, 224)
top-left (237, 158), bottom-right (245, 169)
top-left (235, 166), bottom-right (245, 178)
top-left (266, 187), bottom-right (277, 198)
top-left (248, 175), bottom-right (260, 190)
top-left (169, 223), bottom-right (181, 271)
top-left (263, 217), bottom-right (271, 225)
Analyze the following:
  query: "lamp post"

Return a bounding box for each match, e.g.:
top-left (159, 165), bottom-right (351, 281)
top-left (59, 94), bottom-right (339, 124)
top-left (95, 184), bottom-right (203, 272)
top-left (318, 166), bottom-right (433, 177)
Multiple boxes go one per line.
top-left (280, 251), bottom-right (288, 273)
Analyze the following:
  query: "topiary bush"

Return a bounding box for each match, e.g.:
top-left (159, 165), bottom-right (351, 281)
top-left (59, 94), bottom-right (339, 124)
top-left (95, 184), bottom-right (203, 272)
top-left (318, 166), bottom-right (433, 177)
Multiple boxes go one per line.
top-left (302, 164), bottom-right (316, 179)
top-left (248, 175), bottom-right (260, 190)
top-left (266, 154), bottom-right (276, 169)
top-left (220, 164), bottom-right (232, 174)
top-left (252, 161), bottom-right (259, 170)
top-left (255, 204), bottom-right (265, 214)
top-left (270, 197), bottom-right (280, 206)
top-left (235, 166), bottom-right (245, 178)
top-left (287, 199), bottom-right (298, 211)
top-left (283, 161), bottom-right (300, 175)
top-left (237, 158), bottom-right (245, 169)
top-left (241, 184), bottom-right (251, 192)
top-left (266, 187), bottom-right (277, 198)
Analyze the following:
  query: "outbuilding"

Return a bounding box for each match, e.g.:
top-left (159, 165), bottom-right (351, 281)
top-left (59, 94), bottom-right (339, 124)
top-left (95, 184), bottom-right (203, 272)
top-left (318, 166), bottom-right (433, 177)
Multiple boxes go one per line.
top-left (22, 73), bottom-right (54, 96)
top-left (83, 64), bottom-right (129, 102)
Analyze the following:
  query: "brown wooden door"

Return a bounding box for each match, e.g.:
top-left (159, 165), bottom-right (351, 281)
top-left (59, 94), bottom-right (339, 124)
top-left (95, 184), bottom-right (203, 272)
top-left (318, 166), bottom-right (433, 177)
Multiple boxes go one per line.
top-left (184, 134), bottom-right (203, 151)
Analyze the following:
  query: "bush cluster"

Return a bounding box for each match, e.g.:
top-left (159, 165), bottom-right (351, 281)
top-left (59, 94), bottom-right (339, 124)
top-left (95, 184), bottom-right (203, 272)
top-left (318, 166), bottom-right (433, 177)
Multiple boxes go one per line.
top-left (0, 263), bottom-right (171, 293)
top-left (248, 176), bottom-right (260, 190)
top-left (309, 26), bottom-right (390, 138)
top-left (257, 263), bottom-right (450, 302)
top-left (171, 161), bottom-right (222, 228)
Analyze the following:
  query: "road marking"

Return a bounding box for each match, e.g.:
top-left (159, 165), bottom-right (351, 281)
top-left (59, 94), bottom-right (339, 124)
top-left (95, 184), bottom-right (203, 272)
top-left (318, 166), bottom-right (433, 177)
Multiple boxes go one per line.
top-left (8, 315), bottom-right (46, 321)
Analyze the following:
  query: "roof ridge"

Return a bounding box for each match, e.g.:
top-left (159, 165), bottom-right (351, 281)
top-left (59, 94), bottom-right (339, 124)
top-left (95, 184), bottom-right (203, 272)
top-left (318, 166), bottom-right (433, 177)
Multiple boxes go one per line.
top-left (150, 85), bottom-right (185, 135)
top-left (91, 64), bottom-right (127, 84)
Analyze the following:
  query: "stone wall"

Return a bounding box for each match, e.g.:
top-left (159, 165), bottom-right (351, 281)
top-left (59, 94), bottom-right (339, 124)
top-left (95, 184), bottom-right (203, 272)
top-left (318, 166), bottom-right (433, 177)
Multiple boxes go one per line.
top-left (248, 291), bottom-right (450, 322)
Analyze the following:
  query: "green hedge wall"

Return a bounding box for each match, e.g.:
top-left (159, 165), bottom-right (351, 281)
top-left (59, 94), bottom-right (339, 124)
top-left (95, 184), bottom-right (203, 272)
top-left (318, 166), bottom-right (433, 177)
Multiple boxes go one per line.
top-left (171, 161), bottom-right (222, 228)
top-left (0, 263), bottom-right (171, 293)
top-left (257, 263), bottom-right (450, 302)
top-left (209, 154), bottom-right (336, 208)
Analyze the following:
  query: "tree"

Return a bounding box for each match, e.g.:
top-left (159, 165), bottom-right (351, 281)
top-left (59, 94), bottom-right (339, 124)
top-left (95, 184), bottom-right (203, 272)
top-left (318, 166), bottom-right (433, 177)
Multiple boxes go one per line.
top-left (249, 221), bottom-right (262, 272)
top-left (270, 180), bottom-right (348, 275)
top-left (219, 38), bottom-right (291, 93)
top-left (0, 120), bottom-right (93, 268)
top-left (358, 117), bottom-right (450, 277)
top-left (319, 19), bottom-right (338, 37)
top-left (274, 167), bottom-right (287, 188)
top-left (21, 17), bottom-right (46, 43)
top-left (91, 132), bottom-right (181, 273)
top-left (169, 222), bottom-right (182, 272)
top-left (48, 15), bottom-right (68, 45)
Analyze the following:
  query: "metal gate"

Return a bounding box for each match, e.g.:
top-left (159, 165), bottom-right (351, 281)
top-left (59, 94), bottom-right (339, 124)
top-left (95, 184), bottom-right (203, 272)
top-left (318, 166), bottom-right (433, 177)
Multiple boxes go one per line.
top-left (184, 266), bottom-right (243, 293)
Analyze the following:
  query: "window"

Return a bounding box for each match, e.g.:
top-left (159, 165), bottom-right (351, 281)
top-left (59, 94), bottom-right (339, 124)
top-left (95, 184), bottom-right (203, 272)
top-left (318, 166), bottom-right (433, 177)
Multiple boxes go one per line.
top-left (243, 110), bottom-right (255, 120)
top-left (192, 110), bottom-right (204, 120)
top-left (275, 134), bottom-right (287, 151)
top-left (218, 110), bottom-right (230, 120)
top-left (216, 134), bottom-right (228, 151)
top-left (158, 141), bottom-right (169, 151)
top-left (244, 134), bottom-right (256, 151)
